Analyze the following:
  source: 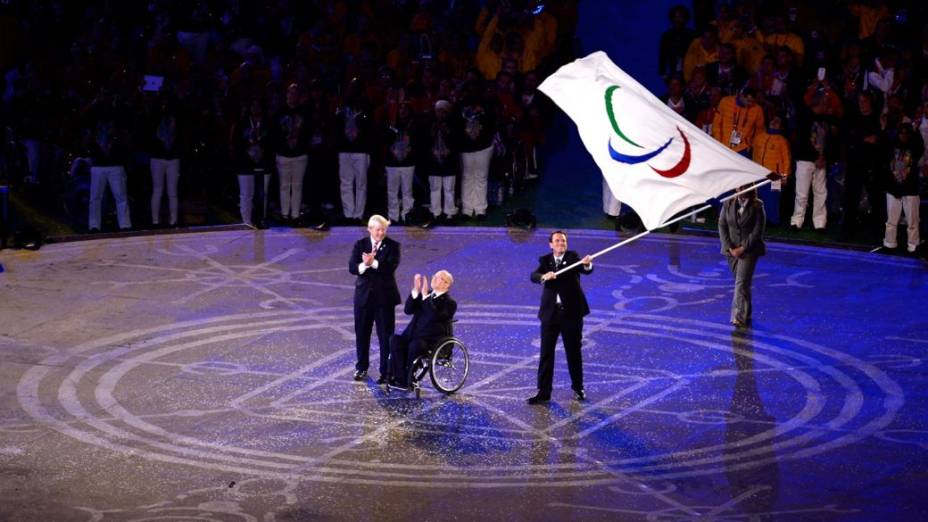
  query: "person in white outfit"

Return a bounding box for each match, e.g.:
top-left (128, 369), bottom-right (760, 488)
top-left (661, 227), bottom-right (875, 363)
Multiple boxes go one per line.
top-left (273, 83), bottom-right (310, 224)
top-left (234, 99), bottom-right (272, 228)
top-left (382, 103), bottom-right (418, 223)
top-left (424, 100), bottom-right (458, 224)
top-left (603, 178), bottom-right (621, 219)
top-left (149, 98), bottom-right (182, 227)
top-left (85, 95), bottom-right (132, 232)
top-left (336, 79), bottom-right (373, 222)
top-left (790, 96), bottom-right (837, 232)
top-left (882, 123), bottom-right (923, 253)
top-left (455, 84), bottom-right (495, 219)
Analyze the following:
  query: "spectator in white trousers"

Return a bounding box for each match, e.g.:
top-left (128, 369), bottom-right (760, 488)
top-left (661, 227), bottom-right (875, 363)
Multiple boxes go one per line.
top-left (382, 103), bottom-right (418, 223)
top-left (455, 87), bottom-right (496, 219)
top-left (791, 97), bottom-right (838, 231)
top-left (89, 165), bottom-right (132, 231)
top-left (425, 100), bottom-right (458, 223)
top-left (85, 101), bottom-right (131, 232)
top-left (273, 84), bottom-right (310, 224)
top-left (603, 178), bottom-right (621, 218)
top-left (883, 123), bottom-right (923, 253)
top-left (149, 99), bottom-right (182, 227)
top-left (336, 80), bottom-right (373, 221)
top-left (234, 99), bottom-right (272, 227)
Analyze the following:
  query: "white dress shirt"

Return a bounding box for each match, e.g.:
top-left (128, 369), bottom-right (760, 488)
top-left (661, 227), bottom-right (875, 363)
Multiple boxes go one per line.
top-left (357, 237), bottom-right (382, 274)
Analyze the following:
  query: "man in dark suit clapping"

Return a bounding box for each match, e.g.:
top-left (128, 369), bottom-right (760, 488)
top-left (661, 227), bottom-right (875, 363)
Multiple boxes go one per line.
top-left (388, 270), bottom-right (457, 388)
top-left (528, 231), bottom-right (594, 404)
top-left (348, 215), bottom-right (401, 382)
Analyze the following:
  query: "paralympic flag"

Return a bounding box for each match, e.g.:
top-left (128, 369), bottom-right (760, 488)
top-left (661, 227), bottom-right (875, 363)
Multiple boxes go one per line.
top-left (539, 51), bottom-right (770, 231)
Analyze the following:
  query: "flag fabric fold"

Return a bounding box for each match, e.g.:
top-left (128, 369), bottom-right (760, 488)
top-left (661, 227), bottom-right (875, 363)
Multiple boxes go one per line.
top-left (539, 51), bottom-right (770, 230)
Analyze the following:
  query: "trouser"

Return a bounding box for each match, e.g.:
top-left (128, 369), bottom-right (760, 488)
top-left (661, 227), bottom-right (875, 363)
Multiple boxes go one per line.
top-left (758, 183), bottom-right (780, 225)
top-left (843, 163), bottom-right (884, 234)
top-left (89, 166), bottom-right (132, 230)
top-left (22, 138), bottom-right (39, 183)
top-left (537, 310), bottom-right (584, 395)
top-left (0, 185), bottom-right (8, 248)
top-left (460, 145), bottom-right (493, 216)
top-left (150, 158), bottom-right (180, 225)
top-left (354, 301), bottom-right (396, 375)
top-left (884, 194), bottom-right (921, 252)
top-left (388, 334), bottom-right (430, 386)
top-left (727, 254), bottom-right (758, 323)
top-left (339, 152), bottom-right (369, 219)
top-left (429, 175), bottom-right (457, 216)
top-left (385, 165), bottom-right (415, 221)
top-left (791, 160), bottom-right (827, 229)
top-left (603, 178), bottom-right (621, 216)
top-left (237, 173), bottom-right (270, 225)
top-left (276, 154), bottom-right (308, 219)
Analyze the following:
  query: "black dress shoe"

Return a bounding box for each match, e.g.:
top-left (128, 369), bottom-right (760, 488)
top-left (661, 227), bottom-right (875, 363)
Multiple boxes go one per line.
top-left (526, 393), bottom-right (551, 405)
top-left (353, 370), bottom-right (368, 381)
top-left (574, 389), bottom-right (586, 401)
top-left (376, 375), bottom-right (387, 384)
top-left (388, 379), bottom-right (410, 390)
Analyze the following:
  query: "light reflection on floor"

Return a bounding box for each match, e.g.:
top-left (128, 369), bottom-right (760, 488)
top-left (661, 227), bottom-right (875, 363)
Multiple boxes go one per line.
top-left (0, 227), bottom-right (925, 521)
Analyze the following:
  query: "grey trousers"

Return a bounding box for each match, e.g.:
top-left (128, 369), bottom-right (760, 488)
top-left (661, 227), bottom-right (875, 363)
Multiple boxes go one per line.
top-left (727, 254), bottom-right (758, 323)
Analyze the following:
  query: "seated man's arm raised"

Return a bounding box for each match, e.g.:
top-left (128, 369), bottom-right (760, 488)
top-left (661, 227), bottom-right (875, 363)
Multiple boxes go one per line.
top-left (405, 274), bottom-right (425, 315)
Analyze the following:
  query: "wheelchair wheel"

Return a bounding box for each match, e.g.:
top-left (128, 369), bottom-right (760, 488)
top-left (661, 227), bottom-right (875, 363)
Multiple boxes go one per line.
top-left (429, 338), bottom-right (469, 394)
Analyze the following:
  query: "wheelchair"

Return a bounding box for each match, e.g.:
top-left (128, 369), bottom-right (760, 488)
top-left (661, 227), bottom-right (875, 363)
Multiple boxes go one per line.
top-left (392, 320), bottom-right (470, 399)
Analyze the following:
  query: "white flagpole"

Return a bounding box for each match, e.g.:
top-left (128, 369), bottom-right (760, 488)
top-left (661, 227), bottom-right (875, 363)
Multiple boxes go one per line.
top-left (555, 178), bottom-right (773, 276)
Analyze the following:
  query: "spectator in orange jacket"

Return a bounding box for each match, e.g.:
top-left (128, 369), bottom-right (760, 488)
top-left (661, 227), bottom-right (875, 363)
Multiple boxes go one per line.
top-left (752, 115), bottom-right (792, 225)
top-left (684, 26), bottom-right (719, 82)
top-left (803, 77), bottom-right (844, 119)
top-left (712, 87), bottom-right (766, 157)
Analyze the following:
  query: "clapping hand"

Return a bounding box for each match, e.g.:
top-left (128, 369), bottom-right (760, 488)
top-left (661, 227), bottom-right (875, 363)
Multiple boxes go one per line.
top-left (422, 274), bottom-right (431, 296)
top-left (413, 273), bottom-right (422, 292)
top-left (362, 251), bottom-right (375, 266)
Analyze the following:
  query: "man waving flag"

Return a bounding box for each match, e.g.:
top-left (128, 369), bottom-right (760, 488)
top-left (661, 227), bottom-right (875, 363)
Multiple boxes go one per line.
top-left (539, 51), bottom-right (770, 231)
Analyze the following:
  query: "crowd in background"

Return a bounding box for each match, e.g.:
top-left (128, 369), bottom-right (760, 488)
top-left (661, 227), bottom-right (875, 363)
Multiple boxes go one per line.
top-left (1, 0), bottom-right (926, 255)
top-left (0, 0), bottom-right (578, 236)
top-left (659, 0), bottom-right (927, 253)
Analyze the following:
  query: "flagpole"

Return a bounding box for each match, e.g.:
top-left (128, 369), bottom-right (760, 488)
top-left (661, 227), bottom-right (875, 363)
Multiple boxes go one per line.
top-left (555, 178), bottom-right (774, 276)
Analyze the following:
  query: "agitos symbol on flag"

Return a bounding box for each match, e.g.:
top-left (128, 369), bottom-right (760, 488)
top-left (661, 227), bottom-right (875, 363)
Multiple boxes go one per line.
top-left (539, 51), bottom-right (769, 231)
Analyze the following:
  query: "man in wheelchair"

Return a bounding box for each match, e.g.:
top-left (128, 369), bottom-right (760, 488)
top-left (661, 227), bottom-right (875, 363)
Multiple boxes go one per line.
top-left (387, 270), bottom-right (457, 389)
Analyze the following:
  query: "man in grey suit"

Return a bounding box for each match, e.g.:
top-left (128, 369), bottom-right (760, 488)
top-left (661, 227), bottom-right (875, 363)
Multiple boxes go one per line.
top-left (718, 186), bottom-right (766, 328)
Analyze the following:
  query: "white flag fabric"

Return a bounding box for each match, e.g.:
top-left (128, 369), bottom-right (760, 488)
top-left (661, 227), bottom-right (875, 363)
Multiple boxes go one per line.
top-left (539, 51), bottom-right (770, 230)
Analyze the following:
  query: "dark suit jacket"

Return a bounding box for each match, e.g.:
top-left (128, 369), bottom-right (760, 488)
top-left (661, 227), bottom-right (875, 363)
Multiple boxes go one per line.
top-left (348, 236), bottom-right (402, 306)
top-left (401, 292), bottom-right (457, 343)
top-left (530, 250), bottom-right (593, 322)
top-left (718, 198), bottom-right (766, 257)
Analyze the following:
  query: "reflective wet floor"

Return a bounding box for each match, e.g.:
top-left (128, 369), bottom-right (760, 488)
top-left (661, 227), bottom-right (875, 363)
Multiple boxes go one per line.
top-left (0, 227), bottom-right (925, 521)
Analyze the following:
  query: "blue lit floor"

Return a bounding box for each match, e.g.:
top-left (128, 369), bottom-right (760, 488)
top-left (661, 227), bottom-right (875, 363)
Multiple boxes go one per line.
top-left (0, 227), bottom-right (925, 521)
